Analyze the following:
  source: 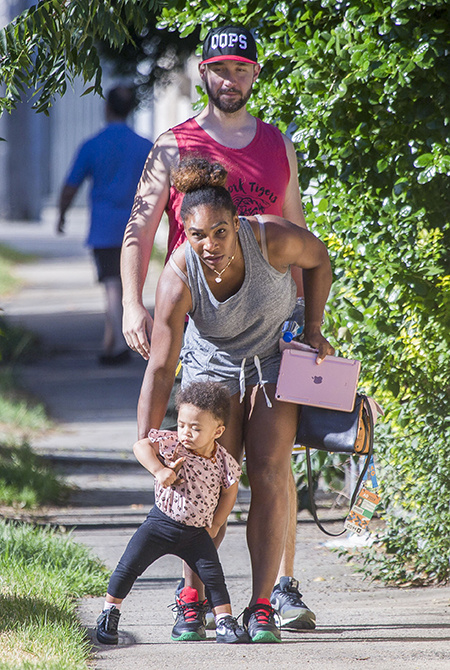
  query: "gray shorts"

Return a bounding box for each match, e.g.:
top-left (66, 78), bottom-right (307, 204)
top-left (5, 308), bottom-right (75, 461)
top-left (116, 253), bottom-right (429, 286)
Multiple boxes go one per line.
top-left (180, 341), bottom-right (281, 398)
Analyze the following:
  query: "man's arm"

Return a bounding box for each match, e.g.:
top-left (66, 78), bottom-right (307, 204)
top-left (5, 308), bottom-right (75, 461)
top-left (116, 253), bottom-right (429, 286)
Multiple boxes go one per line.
top-left (281, 134), bottom-right (307, 295)
top-left (121, 130), bottom-right (179, 360)
top-left (57, 141), bottom-right (90, 234)
top-left (56, 184), bottom-right (78, 234)
top-left (281, 135), bottom-right (307, 228)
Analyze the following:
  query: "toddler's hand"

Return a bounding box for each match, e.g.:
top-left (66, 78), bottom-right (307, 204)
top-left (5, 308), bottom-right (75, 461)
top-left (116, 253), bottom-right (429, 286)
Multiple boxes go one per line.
top-left (156, 457), bottom-right (184, 488)
top-left (206, 523), bottom-right (220, 539)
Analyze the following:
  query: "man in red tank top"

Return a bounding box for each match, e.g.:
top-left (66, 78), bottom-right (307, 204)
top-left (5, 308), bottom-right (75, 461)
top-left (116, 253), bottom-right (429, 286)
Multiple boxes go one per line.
top-left (121, 25), bottom-right (315, 638)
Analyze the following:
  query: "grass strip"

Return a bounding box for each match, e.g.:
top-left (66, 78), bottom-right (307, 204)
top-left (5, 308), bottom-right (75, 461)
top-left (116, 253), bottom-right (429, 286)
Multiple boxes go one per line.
top-left (0, 443), bottom-right (70, 508)
top-left (0, 521), bottom-right (109, 670)
top-left (0, 243), bottom-right (34, 295)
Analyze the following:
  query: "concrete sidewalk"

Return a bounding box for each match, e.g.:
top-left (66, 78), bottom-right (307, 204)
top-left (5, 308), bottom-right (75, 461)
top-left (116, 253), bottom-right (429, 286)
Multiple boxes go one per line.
top-left (1, 212), bottom-right (449, 670)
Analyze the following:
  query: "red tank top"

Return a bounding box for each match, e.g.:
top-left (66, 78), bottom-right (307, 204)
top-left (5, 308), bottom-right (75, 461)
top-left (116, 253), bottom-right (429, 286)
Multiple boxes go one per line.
top-left (166, 116), bottom-right (290, 259)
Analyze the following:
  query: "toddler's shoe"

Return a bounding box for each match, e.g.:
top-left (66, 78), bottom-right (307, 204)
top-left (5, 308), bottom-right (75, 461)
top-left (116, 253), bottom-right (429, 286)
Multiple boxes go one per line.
top-left (216, 615), bottom-right (250, 643)
top-left (96, 606), bottom-right (121, 645)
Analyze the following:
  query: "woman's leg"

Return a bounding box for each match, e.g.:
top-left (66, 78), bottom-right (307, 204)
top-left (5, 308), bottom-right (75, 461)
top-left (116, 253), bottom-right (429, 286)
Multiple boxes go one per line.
top-left (243, 383), bottom-right (298, 606)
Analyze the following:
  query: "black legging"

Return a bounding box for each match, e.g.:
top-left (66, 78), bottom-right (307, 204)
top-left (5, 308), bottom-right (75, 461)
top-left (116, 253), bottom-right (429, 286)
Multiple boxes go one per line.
top-left (107, 505), bottom-right (230, 608)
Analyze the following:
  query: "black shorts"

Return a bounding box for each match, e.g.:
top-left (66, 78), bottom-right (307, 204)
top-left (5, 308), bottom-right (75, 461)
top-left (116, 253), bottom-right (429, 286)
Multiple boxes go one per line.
top-left (92, 247), bottom-right (121, 282)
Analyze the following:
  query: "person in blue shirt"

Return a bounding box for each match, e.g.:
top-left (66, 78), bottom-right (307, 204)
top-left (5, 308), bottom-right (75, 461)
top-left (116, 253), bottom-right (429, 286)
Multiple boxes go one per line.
top-left (57, 86), bottom-right (153, 365)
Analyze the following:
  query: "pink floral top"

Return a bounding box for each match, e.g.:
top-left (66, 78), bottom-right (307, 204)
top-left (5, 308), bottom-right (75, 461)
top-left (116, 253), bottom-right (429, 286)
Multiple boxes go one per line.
top-left (148, 429), bottom-right (241, 528)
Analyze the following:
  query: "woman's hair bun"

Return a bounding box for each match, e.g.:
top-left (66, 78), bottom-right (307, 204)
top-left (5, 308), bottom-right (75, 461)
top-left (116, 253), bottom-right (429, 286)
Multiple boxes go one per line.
top-left (171, 156), bottom-right (228, 193)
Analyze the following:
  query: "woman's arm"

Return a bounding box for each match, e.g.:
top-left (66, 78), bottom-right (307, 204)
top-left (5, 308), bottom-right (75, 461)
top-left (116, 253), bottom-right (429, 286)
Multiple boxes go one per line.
top-left (137, 253), bottom-right (192, 438)
top-left (255, 216), bottom-right (334, 362)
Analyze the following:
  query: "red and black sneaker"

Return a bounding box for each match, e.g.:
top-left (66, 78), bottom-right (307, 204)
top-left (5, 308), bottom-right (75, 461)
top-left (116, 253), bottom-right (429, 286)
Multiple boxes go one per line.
top-left (243, 598), bottom-right (281, 643)
top-left (171, 586), bottom-right (206, 641)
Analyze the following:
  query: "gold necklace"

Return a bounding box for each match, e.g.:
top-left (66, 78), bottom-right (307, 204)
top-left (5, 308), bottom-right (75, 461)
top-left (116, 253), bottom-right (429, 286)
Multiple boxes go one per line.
top-left (204, 239), bottom-right (238, 283)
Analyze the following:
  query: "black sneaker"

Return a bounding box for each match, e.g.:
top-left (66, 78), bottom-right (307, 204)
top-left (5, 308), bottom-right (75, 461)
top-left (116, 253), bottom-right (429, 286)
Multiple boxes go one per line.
top-left (171, 586), bottom-right (206, 641)
top-left (174, 578), bottom-right (215, 630)
top-left (270, 577), bottom-right (316, 630)
top-left (96, 606), bottom-right (121, 645)
top-left (243, 599), bottom-right (281, 643)
top-left (216, 615), bottom-right (250, 644)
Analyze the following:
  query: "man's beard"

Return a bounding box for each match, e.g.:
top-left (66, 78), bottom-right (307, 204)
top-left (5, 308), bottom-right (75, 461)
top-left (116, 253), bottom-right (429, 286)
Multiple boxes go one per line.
top-left (205, 81), bottom-right (252, 113)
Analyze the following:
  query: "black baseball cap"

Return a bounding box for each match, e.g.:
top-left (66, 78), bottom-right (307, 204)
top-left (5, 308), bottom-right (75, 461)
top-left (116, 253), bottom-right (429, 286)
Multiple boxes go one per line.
top-left (201, 26), bottom-right (258, 65)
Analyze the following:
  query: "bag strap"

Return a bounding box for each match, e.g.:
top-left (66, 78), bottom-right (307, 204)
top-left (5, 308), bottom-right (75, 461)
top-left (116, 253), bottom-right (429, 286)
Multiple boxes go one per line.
top-left (305, 396), bottom-right (374, 537)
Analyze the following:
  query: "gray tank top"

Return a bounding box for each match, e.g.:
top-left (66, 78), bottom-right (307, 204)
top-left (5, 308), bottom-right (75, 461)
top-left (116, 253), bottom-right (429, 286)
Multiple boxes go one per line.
top-left (180, 217), bottom-right (296, 397)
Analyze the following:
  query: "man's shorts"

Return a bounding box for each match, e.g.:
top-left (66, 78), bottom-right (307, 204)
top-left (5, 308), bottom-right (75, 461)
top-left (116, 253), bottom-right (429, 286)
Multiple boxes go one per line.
top-left (92, 247), bottom-right (121, 282)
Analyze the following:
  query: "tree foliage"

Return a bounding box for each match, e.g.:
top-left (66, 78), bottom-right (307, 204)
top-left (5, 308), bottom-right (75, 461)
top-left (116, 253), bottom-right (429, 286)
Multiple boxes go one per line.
top-left (0, 0), bottom-right (164, 115)
top-left (159, 0), bottom-right (450, 584)
top-left (97, 20), bottom-right (200, 104)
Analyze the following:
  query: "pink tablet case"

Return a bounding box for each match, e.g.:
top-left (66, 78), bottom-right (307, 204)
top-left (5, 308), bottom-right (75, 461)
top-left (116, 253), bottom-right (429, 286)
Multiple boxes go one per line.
top-left (276, 349), bottom-right (361, 412)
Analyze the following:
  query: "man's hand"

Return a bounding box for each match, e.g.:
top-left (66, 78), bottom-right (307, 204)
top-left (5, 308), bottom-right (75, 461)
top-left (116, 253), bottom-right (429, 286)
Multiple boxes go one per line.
top-left (56, 216), bottom-right (65, 234)
top-left (155, 456), bottom-right (184, 488)
top-left (122, 304), bottom-right (154, 360)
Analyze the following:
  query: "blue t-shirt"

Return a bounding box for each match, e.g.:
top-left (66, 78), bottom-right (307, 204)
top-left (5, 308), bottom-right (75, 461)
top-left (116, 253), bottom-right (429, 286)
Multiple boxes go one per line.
top-left (66, 123), bottom-right (152, 248)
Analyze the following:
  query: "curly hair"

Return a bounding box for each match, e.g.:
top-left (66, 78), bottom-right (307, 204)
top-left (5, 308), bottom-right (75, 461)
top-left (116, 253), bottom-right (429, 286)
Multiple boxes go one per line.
top-left (171, 156), bottom-right (236, 223)
top-left (175, 381), bottom-right (231, 426)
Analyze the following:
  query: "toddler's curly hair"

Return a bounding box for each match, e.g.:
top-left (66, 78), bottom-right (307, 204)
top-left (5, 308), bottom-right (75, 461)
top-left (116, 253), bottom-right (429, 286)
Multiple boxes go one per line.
top-left (176, 381), bottom-right (231, 426)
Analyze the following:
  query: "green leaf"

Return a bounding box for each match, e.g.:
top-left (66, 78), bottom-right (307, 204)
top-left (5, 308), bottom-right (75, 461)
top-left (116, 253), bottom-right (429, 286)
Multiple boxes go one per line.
top-left (414, 153), bottom-right (434, 168)
top-left (347, 306), bottom-right (364, 322)
top-left (318, 198), bottom-right (328, 213)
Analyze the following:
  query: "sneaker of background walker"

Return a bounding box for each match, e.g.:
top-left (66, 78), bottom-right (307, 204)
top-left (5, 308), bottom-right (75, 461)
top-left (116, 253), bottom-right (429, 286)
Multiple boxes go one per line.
top-left (96, 606), bottom-right (121, 645)
top-left (215, 615), bottom-right (250, 644)
top-left (243, 599), bottom-right (281, 643)
top-left (270, 576), bottom-right (316, 630)
top-left (171, 586), bottom-right (207, 641)
top-left (175, 578), bottom-right (215, 630)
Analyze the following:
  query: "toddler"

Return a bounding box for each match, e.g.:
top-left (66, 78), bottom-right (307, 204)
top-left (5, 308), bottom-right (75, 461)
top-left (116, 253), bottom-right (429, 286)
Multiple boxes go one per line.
top-left (96, 381), bottom-right (248, 644)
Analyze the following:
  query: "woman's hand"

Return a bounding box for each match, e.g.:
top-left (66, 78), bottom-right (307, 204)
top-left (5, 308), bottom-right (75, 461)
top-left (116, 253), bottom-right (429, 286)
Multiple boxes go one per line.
top-left (302, 326), bottom-right (335, 364)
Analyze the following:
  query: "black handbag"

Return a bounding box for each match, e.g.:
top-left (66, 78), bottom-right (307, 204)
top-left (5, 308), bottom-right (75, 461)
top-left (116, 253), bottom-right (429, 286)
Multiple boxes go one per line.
top-left (296, 394), bottom-right (375, 536)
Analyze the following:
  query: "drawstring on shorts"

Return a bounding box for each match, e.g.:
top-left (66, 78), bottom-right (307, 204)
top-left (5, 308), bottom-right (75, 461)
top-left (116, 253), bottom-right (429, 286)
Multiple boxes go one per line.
top-left (239, 355), bottom-right (273, 408)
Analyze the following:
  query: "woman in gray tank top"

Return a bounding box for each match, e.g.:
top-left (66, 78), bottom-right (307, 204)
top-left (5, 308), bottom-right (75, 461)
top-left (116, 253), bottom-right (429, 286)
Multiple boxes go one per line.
top-left (137, 157), bottom-right (334, 642)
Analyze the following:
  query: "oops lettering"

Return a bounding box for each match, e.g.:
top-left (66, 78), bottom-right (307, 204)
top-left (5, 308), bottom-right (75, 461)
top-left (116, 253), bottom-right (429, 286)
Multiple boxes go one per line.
top-left (211, 33), bottom-right (248, 51)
